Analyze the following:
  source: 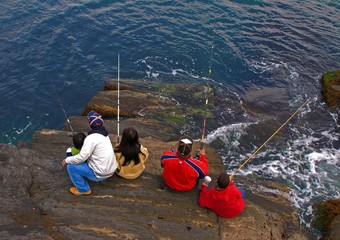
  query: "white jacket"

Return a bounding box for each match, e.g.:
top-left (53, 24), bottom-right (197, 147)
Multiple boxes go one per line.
top-left (65, 133), bottom-right (118, 178)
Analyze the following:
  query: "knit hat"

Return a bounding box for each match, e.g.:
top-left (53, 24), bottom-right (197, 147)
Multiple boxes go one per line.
top-left (87, 111), bottom-right (104, 128)
top-left (217, 172), bottom-right (230, 189)
top-left (177, 136), bottom-right (193, 157)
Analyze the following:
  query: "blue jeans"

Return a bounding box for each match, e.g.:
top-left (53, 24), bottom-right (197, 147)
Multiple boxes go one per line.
top-left (67, 162), bottom-right (108, 192)
top-left (238, 187), bottom-right (247, 200)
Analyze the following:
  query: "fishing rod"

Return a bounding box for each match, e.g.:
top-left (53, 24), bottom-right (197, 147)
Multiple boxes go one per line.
top-left (230, 99), bottom-right (310, 179)
top-left (117, 54), bottom-right (120, 143)
top-left (199, 28), bottom-right (216, 150)
top-left (51, 83), bottom-right (75, 135)
top-left (57, 94), bottom-right (75, 135)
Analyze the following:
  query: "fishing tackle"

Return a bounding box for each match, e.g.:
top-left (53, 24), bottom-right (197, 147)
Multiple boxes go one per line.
top-left (230, 99), bottom-right (310, 179)
top-left (51, 83), bottom-right (75, 135)
top-left (57, 94), bottom-right (74, 135)
top-left (117, 54), bottom-right (120, 143)
top-left (199, 28), bottom-right (216, 151)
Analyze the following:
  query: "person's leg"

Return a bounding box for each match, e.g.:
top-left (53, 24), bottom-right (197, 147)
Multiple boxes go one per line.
top-left (67, 162), bottom-right (99, 192)
top-left (238, 187), bottom-right (246, 199)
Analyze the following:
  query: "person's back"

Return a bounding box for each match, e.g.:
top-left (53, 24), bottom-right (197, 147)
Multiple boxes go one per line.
top-left (161, 136), bottom-right (208, 191)
top-left (61, 110), bottom-right (118, 196)
top-left (82, 132), bottom-right (116, 177)
top-left (198, 172), bottom-right (245, 218)
top-left (114, 127), bottom-right (149, 179)
top-left (72, 113), bottom-right (117, 178)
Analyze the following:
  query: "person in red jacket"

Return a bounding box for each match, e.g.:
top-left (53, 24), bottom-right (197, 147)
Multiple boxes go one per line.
top-left (161, 136), bottom-right (208, 191)
top-left (198, 172), bottom-right (245, 218)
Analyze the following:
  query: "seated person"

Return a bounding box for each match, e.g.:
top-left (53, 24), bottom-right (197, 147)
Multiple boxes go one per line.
top-left (61, 111), bottom-right (118, 196)
top-left (66, 132), bottom-right (86, 157)
top-left (114, 127), bottom-right (149, 179)
top-left (161, 136), bottom-right (208, 191)
top-left (198, 172), bottom-right (245, 218)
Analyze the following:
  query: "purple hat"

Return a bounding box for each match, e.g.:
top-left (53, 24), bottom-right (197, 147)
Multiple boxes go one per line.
top-left (87, 111), bottom-right (104, 128)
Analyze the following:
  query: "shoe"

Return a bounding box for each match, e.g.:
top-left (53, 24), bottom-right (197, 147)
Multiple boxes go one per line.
top-left (69, 187), bottom-right (91, 196)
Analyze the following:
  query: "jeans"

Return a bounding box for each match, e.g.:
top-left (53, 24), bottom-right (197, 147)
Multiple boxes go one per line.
top-left (238, 187), bottom-right (247, 200)
top-left (67, 162), bottom-right (108, 192)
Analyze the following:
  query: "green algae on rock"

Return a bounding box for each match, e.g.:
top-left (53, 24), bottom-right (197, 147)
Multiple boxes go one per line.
top-left (84, 79), bottom-right (216, 140)
top-left (321, 69), bottom-right (340, 108)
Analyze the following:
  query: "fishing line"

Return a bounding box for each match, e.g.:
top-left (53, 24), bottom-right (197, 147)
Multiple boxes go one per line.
top-left (57, 93), bottom-right (75, 135)
top-left (117, 54), bottom-right (120, 143)
top-left (199, 27), bottom-right (216, 150)
top-left (51, 82), bottom-right (75, 135)
top-left (230, 99), bottom-right (310, 179)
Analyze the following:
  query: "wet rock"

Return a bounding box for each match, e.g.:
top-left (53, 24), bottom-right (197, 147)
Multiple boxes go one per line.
top-left (1, 80), bottom-right (312, 239)
top-left (321, 69), bottom-right (340, 108)
top-left (329, 215), bottom-right (340, 240)
top-left (313, 199), bottom-right (340, 240)
top-left (82, 79), bottom-right (216, 140)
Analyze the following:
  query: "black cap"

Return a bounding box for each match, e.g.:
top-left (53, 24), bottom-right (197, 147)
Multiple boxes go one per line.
top-left (177, 136), bottom-right (193, 157)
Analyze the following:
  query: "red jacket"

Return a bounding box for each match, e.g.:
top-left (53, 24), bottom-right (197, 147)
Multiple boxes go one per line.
top-left (161, 150), bottom-right (208, 191)
top-left (198, 181), bottom-right (245, 218)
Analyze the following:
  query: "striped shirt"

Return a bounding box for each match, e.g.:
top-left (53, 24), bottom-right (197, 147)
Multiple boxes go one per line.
top-left (161, 149), bottom-right (208, 191)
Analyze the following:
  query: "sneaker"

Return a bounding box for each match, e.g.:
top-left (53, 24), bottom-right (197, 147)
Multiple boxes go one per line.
top-left (69, 187), bottom-right (91, 196)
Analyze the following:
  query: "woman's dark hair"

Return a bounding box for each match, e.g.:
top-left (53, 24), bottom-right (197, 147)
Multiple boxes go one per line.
top-left (115, 127), bottom-right (144, 166)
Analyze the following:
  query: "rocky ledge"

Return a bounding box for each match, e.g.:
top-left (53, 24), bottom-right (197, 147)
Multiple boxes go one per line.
top-left (321, 69), bottom-right (340, 108)
top-left (1, 80), bottom-right (317, 239)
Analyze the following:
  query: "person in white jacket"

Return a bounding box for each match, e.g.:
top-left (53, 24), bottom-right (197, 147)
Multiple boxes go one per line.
top-left (61, 111), bottom-right (118, 196)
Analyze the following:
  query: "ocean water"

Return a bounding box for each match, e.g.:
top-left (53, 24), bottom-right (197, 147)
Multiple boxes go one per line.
top-left (1, 0), bottom-right (339, 237)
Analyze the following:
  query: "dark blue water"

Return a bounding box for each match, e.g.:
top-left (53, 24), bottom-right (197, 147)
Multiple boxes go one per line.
top-left (1, 0), bottom-right (339, 237)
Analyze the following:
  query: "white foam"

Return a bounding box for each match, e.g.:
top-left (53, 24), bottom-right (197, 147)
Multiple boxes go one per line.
top-left (215, 119), bottom-right (340, 231)
top-left (321, 130), bottom-right (338, 141)
top-left (151, 73), bottom-right (159, 78)
top-left (15, 121), bottom-right (32, 135)
top-left (205, 122), bottom-right (257, 144)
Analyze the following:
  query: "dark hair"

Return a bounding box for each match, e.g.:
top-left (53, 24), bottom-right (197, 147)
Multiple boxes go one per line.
top-left (217, 172), bottom-right (230, 189)
top-left (115, 128), bottom-right (144, 166)
top-left (73, 132), bottom-right (86, 150)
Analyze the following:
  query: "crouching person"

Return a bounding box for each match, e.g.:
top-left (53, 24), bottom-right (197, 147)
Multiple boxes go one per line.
top-left (198, 172), bottom-right (245, 218)
top-left (60, 111), bottom-right (118, 196)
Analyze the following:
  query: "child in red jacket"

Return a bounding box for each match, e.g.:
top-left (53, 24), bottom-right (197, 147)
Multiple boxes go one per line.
top-left (198, 172), bottom-right (245, 218)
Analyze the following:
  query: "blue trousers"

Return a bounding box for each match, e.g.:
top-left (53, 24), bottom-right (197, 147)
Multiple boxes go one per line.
top-left (67, 162), bottom-right (108, 192)
top-left (238, 187), bottom-right (247, 200)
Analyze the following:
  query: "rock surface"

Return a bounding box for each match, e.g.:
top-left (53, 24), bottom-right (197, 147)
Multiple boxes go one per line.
top-left (313, 199), bottom-right (340, 240)
top-left (321, 69), bottom-right (340, 108)
top-left (1, 80), bottom-right (314, 239)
